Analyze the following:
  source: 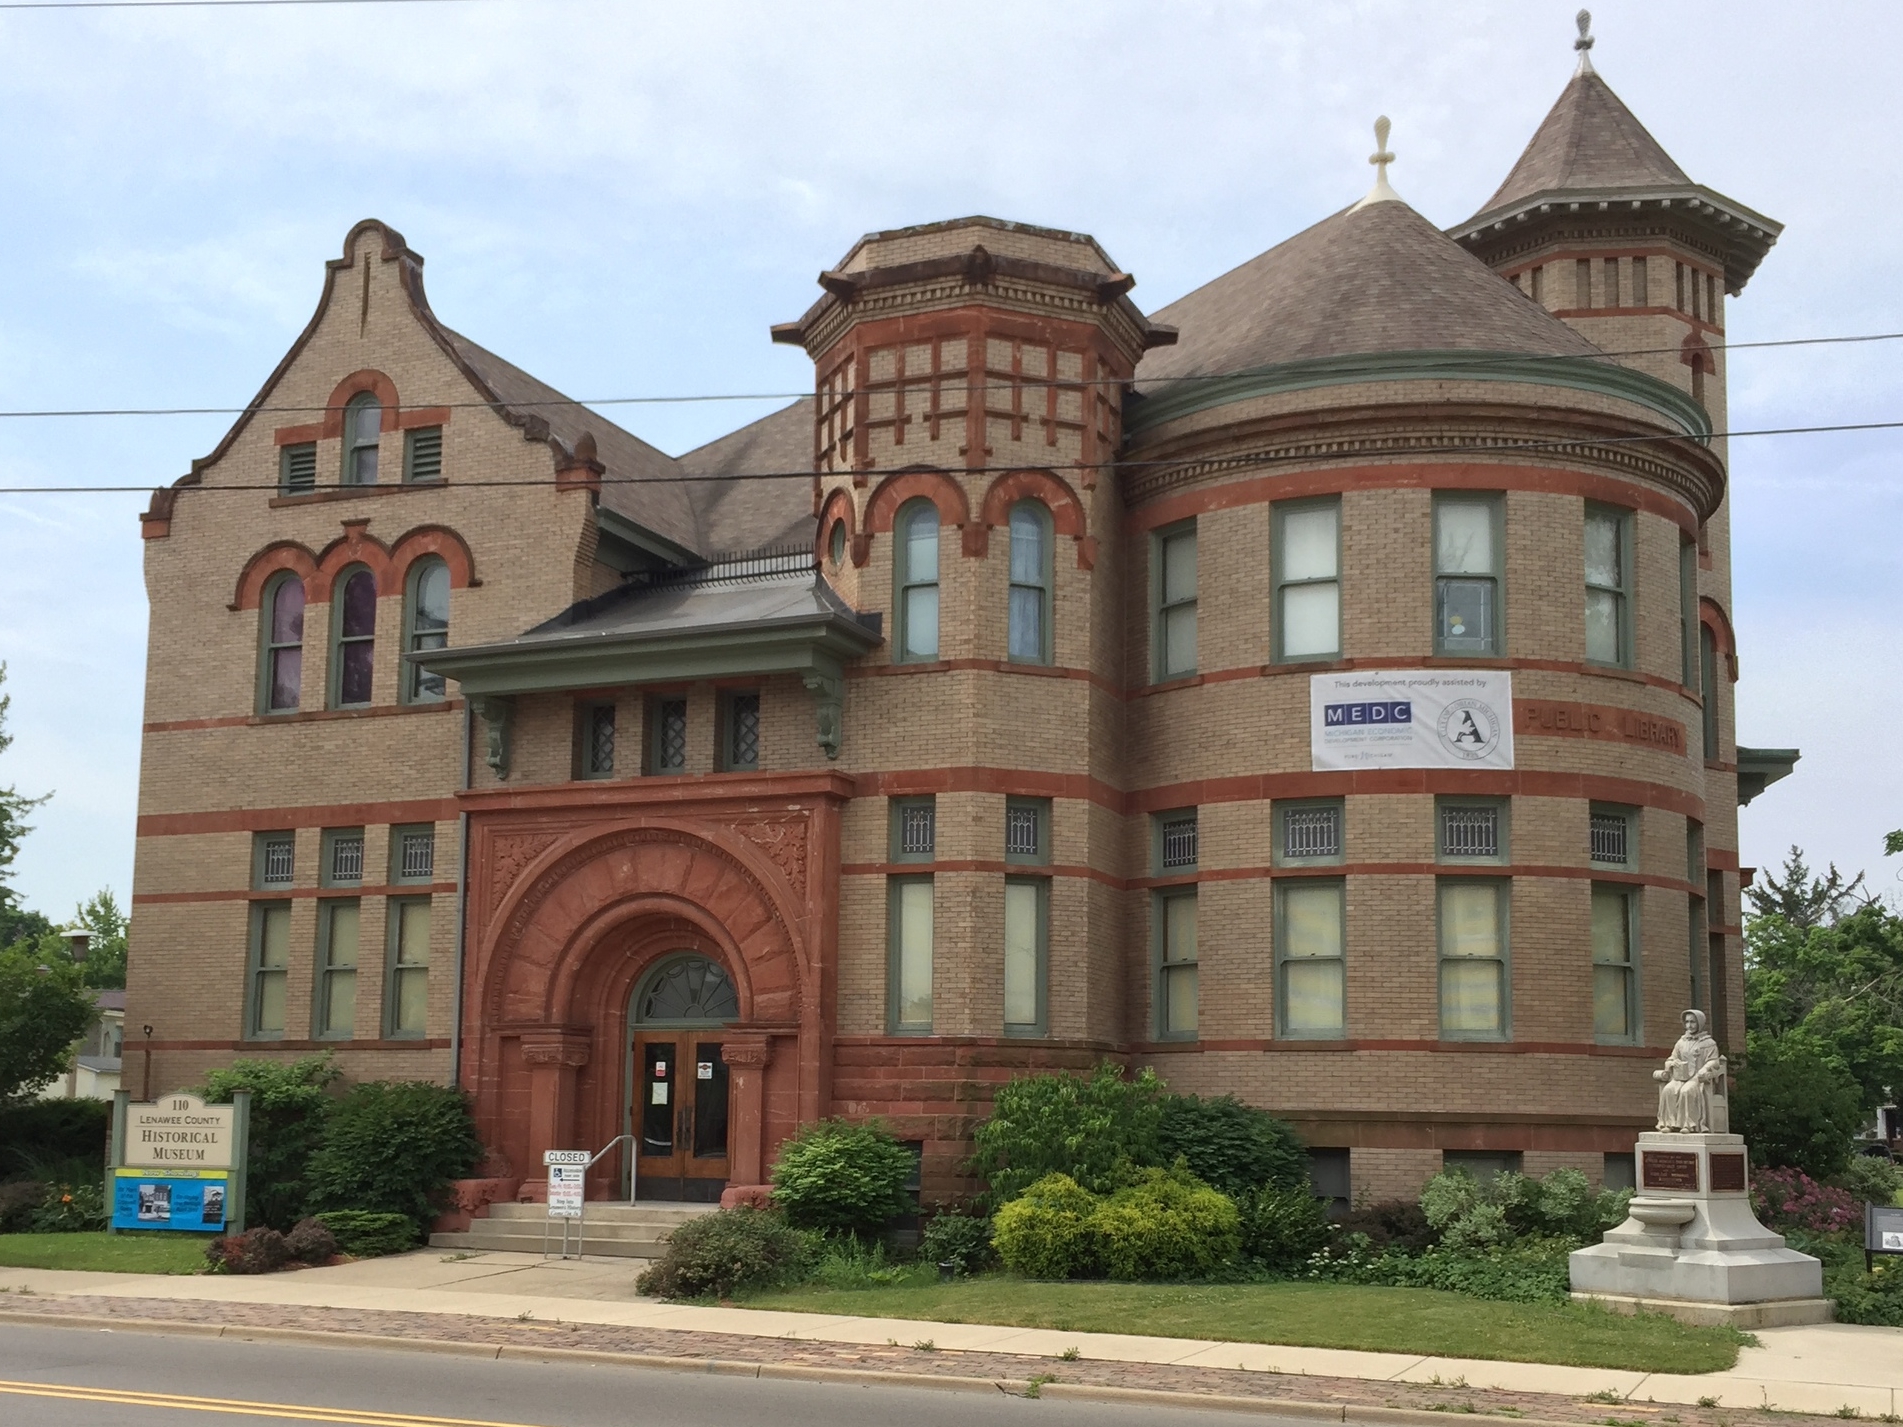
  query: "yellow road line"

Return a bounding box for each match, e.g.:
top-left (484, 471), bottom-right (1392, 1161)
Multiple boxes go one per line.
top-left (0, 1380), bottom-right (548, 1427)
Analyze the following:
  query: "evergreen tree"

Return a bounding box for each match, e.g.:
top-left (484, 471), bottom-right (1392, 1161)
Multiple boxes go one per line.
top-left (1745, 845), bottom-right (1867, 929)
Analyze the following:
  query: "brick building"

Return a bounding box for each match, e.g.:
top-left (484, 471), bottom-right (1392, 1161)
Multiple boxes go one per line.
top-left (128, 34), bottom-right (1796, 1206)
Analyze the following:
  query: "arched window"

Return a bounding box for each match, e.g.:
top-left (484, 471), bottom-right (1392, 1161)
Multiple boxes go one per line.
top-left (404, 559), bottom-right (450, 704)
top-left (260, 573), bottom-right (305, 713)
top-left (331, 567), bottom-right (377, 707)
top-left (343, 394), bottom-right (381, 485)
top-left (895, 498), bottom-right (939, 661)
top-left (1007, 500), bottom-right (1052, 664)
top-left (828, 518), bottom-right (847, 567)
top-left (634, 954), bottom-right (739, 1024)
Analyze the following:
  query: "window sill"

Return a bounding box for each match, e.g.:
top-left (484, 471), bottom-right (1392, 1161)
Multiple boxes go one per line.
top-left (250, 700), bottom-right (461, 726)
top-left (1439, 1033), bottom-right (1512, 1044)
top-left (270, 481), bottom-right (446, 509)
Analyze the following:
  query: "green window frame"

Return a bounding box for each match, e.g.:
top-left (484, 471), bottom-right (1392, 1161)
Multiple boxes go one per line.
top-left (649, 696), bottom-right (688, 774)
top-left (1591, 884), bottom-right (1640, 1043)
top-left (385, 896), bottom-right (431, 1039)
top-left (342, 393), bottom-right (381, 485)
top-left (1679, 538), bottom-right (1699, 688)
top-left (887, 876), bottom-right (934, 1033)
top-left (1004, 797), bottom-right (1050, 866)
top-left (1436, 797), bottom-right (1508, 864)
top-left (1438, 878), bottom-right (1509, 1041)
top-left (1273, 498), bottom-right (1340, 662)
top-left (258, 571), bottom-right (306, 715)
top-left (253, 831), bottom-right (295, 889)
top-left (891, 796), bottom-right (936, 864)
top-left (314, 899), bottom-right (360, 1040)
top-left (1154, 888), bottom-right (1199, 1040)
top-left (402, 557), bottom-right (450, 704)
top-left (577, 700), bottom-right (616, 779)
top-left (329, 564), bottom-right (377, 709)
top-left (246, 901), bottom-right (291, 1040)
top-left (1276, 878), bottom-right (1345, 1039)
top-left (390, 824), bottom-right (435, 885)
top-left (320, 827), bottom-right (365, 887)
top-left (722, 690), bottom-right (760, 771)
top-left (279, 441), bottom-right (317, 495)
top-left (1583, 504), bottom-right (1632, 667)
top-left (402, 425), bottom-right (443, 484)
top-left (1007, 500), bottom-right (1054, 665)
top-left (1589, 804), bottom-right (1637, 871)
top-left (1700, 627), bottom-right (1719, 759)
top-left (1003, 876), bottom-right (1049, 1036)
top-left (895, 498), bottom-right (940, 662)
top-left (1154, 809), bottom-right (1198, 875)
top-left (1153, 520), bottom-right (1197, 681)
top-left (1433, 494), bottom-right (1502, 656)
top-left (1274, 799), bottom-right (1343, 866)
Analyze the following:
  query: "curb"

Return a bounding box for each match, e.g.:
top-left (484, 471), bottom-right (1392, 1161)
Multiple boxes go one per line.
top-left (0, 1306), bottom-right (1602, 1425)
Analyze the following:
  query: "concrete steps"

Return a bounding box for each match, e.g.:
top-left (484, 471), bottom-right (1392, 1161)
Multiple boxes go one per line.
top-left (430, 1200), bottom-right (716, 1260)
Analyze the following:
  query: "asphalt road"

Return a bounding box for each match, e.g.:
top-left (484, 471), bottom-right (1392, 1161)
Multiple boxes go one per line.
top-left (0, 1320), bottom-right (1291, 1427)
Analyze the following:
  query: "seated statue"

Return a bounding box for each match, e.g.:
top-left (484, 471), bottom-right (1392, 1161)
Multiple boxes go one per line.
top-left (1655, 1008), bottom-right (1728, 1133)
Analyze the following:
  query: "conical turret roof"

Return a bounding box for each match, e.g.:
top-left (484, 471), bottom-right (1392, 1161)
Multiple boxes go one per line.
top-left (1483, 69), bottom-right (1690, 213)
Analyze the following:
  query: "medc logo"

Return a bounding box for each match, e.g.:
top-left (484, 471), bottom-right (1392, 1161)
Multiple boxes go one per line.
top-left (1436, 698), bottom-right (1502, 760)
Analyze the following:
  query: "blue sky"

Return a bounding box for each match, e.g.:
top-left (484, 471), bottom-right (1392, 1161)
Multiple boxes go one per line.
top-left (0, 0), bottom-right (1897, 920)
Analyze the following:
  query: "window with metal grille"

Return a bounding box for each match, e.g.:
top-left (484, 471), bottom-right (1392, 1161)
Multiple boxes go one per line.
top-left (1160, 814), bottom-right (1198, 872)
top-left (585, 703), bottom-right (615, 777)
top-left (261, 836), bottom-right (294, 886)
top-left (399, 830), bottom-right (434, 881)
top-left (1440, 805), bottom-right (1499, 859)
top-left (900, 803), bottom-right (935, 858)
top-left (280, 443), bottom-right (317, 494)
top-left (1283, 805), bottom-right (1340, 861)
top-left (655, 699), bottom-right (687, 772)
top-left (1590, 811), bottom-right (1630, 866)
top-left (329, 834), bottom-right (364, 884)
top-left (403, 426), bottom-right (443, 483)
top-left (1005, 803), bottom-right (1040, 859)
top-left (727, 693), bottom-right (760, 769)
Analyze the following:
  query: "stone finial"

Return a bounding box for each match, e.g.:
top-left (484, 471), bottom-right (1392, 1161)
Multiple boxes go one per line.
top-left (1352, 116), bottom-right (1401, 210)
top-left (1574, 9), bottom-right (1596, 74)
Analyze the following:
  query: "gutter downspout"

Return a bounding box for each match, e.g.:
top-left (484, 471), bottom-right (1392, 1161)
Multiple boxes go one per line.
top-left (449, 699), bottom-right (472, 1089)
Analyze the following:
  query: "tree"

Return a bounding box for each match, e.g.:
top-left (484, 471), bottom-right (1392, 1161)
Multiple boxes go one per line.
top-left (0, 936), bottom-right (95, 1103)
top-left (1745, 845), bottom-right (1867, 928)
top-left (70, 889), bottom-right (128, 990)
top-left (1731, 1037), bottom-right (1865, 1179)
top-left (969, 1063), bottom-right (1166, 1205)
top-left (0, 663), bottom-right (51, 925)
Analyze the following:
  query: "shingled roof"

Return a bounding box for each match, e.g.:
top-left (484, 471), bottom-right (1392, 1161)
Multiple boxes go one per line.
top-left (1483, 69), bottom-right (1690, 213)
top-left (1136, 195), bottom-right (1601, 390)
top-left (677, 398), bottom-right (817, 555)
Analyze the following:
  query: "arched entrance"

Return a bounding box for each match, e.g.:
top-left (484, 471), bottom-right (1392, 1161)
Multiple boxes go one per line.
top-left (628, 954), bottom-right (740, 1202)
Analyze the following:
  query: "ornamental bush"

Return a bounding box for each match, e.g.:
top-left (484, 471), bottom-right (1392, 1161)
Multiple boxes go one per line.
top-left (992, 1173), bottom-right (1101, 1279)
top-left (27, 1181), bottom-right (105, 1233)
top-left (0, 1098), bottom-right (110, 1180)
top-left (1750, 1166), bottom-right (1861, 1235)
top-left (206, 1226), bottom-right (291, 1275)
top-left (918, 1209), bottom-right (996, 1276)
top-left (1238, 1184), bottom-right (1333, 1273)
top-left (970, 1064), bottom-right (1164, 1205)
top-left (1732, 1038), bottom-right (1864, 1180)
top-left (1419, 1168), bottom-right (1627, 1251)
top-left (201, 1055), bottom-right (339, 1231)
top-left (635, 1206), bottom-right (810, 1299)
top-left (313, 1209), bottom-right (417, 1258)
top-left (1156, 1094), bottom-right (1308, 1196)
top-left (0, 1180), bottom-right (43, 1233)
top-left (304, 1080), bottom-right (482, 1232)
top-left (769, 1118), bottom-right (915, 1235)
top-left (1092, 1165), bottom-right (1240, 1281)
top-left (1837, 1154), bottom-right (1902, 1207)
top-left (1333, 1199), bottom-right (1438, 1254)
top-left (286, 1216), bottom-right (340, 1265)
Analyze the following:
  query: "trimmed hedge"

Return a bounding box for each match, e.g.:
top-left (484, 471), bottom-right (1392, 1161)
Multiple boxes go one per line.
top-left (305, 1080), bottom-right (481, 1231)
top-left (314, 1209), bottom-right (417, 1258)
top-left (1093, 1166), bottom-right (1240, 1281)
top-left (636, 1207), bottom-right (810, 1299)
top-left (992, 1173), bottom-right (1101, 1279)
top-left (769, 1118), bottom-right (915, 1235)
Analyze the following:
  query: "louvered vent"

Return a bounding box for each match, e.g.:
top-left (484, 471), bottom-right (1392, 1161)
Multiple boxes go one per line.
top-left (405, 427), bottom-right (444, 483)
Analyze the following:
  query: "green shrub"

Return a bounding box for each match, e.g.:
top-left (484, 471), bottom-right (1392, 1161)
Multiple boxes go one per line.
top-left (207, 1226), bottom-right (290, 1275)
top-left (286, 1216), bottom-right (339, 1265)
top-left (27, 1181), bottom-right (105, 1232)
top-left (201, 1055), bottom-right (339, 1231)
top-left (919, 1210), bottom-right (995, 1276)
top-left (769, 1118), bottom-right (915, 1235)
top-left (1420, 1168), bottom-right (1627, 1251)
top-left (1732, 1038), bottom-right (1864, 1180)
top-left (0, 1180), bottom-right (44, 1232)
top-left (304, 1080), bottom-right (481, 1232)
top-left (1311, 1236), bottom-right (1575, 1303)
top-left (970, 1064), bottom-right (1164, 1205)
top-left (1239, 1184), bottom-right (1332, 1272)
top-left (1334, 1199), bottom-right (1438, 1253)
top-left (992, 1173), bottom-right (1101, 1279)
top-left (1092, 1164), bottom-right (1240, 1281)
top-left (313, 1209), bottom-right (416, 1258)
top-left (805, 1232), bottom-right (909, 1289)
top-left (1813, 1235), bottom-right (1903, 1326)
top-left (1837, 1154), bottom-right (1902, 1207)
top-left (0, 1098), bottom-right (110, 1179)
top-left (1157, 1094), bottom-right (1307, 1196)
top-left (635, 1206), bottom-right (810, 1299)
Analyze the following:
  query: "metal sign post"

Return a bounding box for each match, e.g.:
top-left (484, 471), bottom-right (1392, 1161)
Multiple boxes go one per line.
top-left (540, 1135), bottom-right (635, 1261)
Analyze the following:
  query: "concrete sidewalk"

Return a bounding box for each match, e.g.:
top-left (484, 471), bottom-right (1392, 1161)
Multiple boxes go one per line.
top-left (3, 1251), bottom-right (1897, 1418)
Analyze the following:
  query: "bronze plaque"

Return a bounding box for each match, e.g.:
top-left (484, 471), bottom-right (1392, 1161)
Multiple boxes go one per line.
top-left (1641, 1150), bottom-right (1700, 1191)
top-left (1709, 1153), bottom-right (1747, 1192)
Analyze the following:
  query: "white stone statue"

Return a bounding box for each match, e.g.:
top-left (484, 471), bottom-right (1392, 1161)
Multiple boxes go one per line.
top-left (1654, 1008), bottom-right (1728, 1133)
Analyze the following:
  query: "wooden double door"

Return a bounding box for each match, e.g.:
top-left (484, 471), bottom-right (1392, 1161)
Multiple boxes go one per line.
top-left (631, 1033), bottom-right (731, 1202)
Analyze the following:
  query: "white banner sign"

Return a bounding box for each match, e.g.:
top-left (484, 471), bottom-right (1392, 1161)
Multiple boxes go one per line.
top-left (546, 1164), bottom-right (585, 1219)
top-left (1310, 670), bottom-right (1515, 770)
top-left (124, 1093), bottom-right (236, 1171)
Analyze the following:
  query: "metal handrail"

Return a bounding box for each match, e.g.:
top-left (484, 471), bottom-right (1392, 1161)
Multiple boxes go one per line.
top-left (543, 1133), bottom-right (638, 1262)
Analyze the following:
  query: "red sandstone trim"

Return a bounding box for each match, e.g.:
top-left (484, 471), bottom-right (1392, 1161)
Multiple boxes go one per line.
top-left (840, 859), bottom-right (1698, 895)
top-left (138, 798), bottom-right (458, 838)
top-left (133, 881), bottom-right (456, 906)
top-left (1137, 1038), bottom-right (1669, 1056)
top-left (1515, 698), bottom-right (1687, 756)
top-left (230, 523), bottom-right (477, 609)
top-left (145, 699), bottom-right (463, 733)
top-left (1707, 848), bottom-right (1740, 870)
top-left (147, 1039), bottom-right (450, 1052)
top-left (1122, 462), bottom-right (1701, 538)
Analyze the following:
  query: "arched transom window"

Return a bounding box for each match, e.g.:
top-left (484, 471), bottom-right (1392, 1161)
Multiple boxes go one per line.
top-left (343, 394), bottom-right (381, 485)
top-left (332, 567), bottom-right (377, 707)
top-left (405, 558), bottom-right (450, 703)
top-left (261, 573), bottom-right (305, 713)
top-left (635, 955), bottom-right (739, 1024)
top-left (1007, 500), bottom-right (1052, 664)
top-left (896, 499), bottom-right (939, 662)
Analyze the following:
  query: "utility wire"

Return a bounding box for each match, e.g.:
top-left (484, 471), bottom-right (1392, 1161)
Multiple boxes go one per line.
top-left (4, 416), bottom-right (1900, 494)
top-left (0, 330), bottom-right (1898, 421)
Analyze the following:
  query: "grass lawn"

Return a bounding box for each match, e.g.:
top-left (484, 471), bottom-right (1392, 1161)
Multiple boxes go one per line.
top-left (740, 1272), bottom-right (1748, 1374)
top-left (0, 1232), bottom-right (207, 1275)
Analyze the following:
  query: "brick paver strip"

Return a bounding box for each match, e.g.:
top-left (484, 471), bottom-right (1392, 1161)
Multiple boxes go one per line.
top-left (0, 1292), bottom-right (1848, 1427)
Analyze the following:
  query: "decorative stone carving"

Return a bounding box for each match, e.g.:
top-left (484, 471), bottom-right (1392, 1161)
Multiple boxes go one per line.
top-left (720, 1037), bottom-right (772, 1069)
top-left (802, 669), bottom-right (844, 760)
top-left (1655, 1009), bottom-right (1729, 1134)
top-left (489, 830), bottom-right (559, 912)
top-left (519, 1032), bottom-right (591, 1068)
top-left (473, 695), bottom-right (514, 779)
top-left (737, 817), bottom-right (808, 897)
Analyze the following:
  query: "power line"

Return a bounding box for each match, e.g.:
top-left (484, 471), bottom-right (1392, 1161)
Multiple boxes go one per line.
top-left (3, 416), bottom-right (1900, 494)
top-left (0, 330), bottom-right (1898, 421)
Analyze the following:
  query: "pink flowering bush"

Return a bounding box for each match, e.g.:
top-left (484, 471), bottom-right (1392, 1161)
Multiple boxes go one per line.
top-left (1751, 1166), bottom-right (1860, 1234)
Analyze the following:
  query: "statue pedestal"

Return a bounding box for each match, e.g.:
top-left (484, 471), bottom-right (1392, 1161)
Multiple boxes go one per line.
top-left (1569, 1133), bottom-right (1831, 1326)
